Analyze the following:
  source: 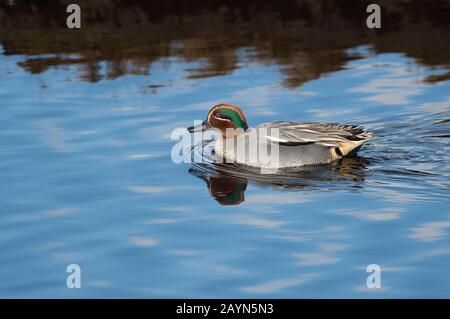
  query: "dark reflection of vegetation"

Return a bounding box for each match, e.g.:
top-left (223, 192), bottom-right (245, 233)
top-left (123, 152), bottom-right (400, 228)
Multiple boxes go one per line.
top-left (0, 0), bottom-right (449, 86)
top-left (424, 71), bottom-right (450, 84)
top-left (189, 157), bottom-right (369, 205)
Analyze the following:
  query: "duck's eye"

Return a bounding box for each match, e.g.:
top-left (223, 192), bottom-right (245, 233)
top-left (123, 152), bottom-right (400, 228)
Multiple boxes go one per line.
top-left (214, 110), bottom-right (229, 120)
top-left (214, 108), bottom-right (247, 130)
top-left (216, 109), bottom-right (239, 121)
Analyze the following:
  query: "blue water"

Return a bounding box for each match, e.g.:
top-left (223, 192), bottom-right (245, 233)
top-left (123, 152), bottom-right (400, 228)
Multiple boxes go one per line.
top-left (0, 45), bottom-right (449, 297)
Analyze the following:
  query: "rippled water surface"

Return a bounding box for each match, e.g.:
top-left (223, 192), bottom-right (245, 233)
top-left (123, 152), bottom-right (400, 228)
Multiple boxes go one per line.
top-left (1, 1), bottom-right (450, 298)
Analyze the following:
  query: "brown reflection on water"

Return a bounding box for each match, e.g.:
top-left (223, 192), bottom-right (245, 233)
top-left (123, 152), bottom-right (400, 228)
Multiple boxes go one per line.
top-left (189, 157), bottom-right (368, 206)
top-left (0, 0), bottom-right (449, 86)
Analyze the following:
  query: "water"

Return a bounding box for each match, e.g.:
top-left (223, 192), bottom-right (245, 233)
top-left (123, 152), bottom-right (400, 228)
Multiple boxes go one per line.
top-left (1, 1), bottom-right (450, 298)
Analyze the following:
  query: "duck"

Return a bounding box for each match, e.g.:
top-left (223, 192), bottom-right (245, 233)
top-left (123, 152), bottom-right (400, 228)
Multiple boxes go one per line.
top-left (187, 104), bottom-right (373, 170)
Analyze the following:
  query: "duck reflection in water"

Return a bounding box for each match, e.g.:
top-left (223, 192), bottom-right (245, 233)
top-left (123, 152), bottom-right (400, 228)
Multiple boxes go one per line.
top-left (189, 157), bottom-right (369, 205)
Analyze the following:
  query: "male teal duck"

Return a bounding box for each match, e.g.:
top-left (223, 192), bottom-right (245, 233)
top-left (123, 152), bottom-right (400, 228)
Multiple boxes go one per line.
top-left (188, 104), bottom-right (373, 169)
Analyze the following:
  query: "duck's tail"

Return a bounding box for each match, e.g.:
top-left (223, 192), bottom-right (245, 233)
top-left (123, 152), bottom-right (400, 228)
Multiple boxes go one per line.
top-left (338, 129), bottom-right (373, 157)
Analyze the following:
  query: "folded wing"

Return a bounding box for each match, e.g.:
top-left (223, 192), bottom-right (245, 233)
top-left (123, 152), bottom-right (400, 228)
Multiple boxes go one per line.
top-left (260, 121), bottom-right (373, 156)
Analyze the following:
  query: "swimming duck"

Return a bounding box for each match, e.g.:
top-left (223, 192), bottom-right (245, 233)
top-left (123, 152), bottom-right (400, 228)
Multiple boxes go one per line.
top-left (188, 104), bottom-right (373, 169)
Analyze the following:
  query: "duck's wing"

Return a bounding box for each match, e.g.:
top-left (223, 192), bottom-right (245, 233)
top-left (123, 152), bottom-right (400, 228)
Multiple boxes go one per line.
top-left (257, 121), bottom-right (373, 156)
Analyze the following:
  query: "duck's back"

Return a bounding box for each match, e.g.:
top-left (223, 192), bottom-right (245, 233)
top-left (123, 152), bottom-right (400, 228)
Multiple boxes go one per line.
top-left (214, 121), bottom-right (373, 169)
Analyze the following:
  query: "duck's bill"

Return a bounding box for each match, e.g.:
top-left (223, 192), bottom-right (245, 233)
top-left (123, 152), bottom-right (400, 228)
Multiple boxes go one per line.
top-left (187, 120), bottom-right (209, 133)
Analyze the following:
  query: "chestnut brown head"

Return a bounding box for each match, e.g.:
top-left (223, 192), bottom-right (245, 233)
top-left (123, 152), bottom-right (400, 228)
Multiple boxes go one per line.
top-left (187, 104), bottom-right (249, 136)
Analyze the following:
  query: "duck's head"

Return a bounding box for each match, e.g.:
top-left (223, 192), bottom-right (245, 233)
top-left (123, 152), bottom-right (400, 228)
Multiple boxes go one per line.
top-left (187, 104), bottom-right (249, 137)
